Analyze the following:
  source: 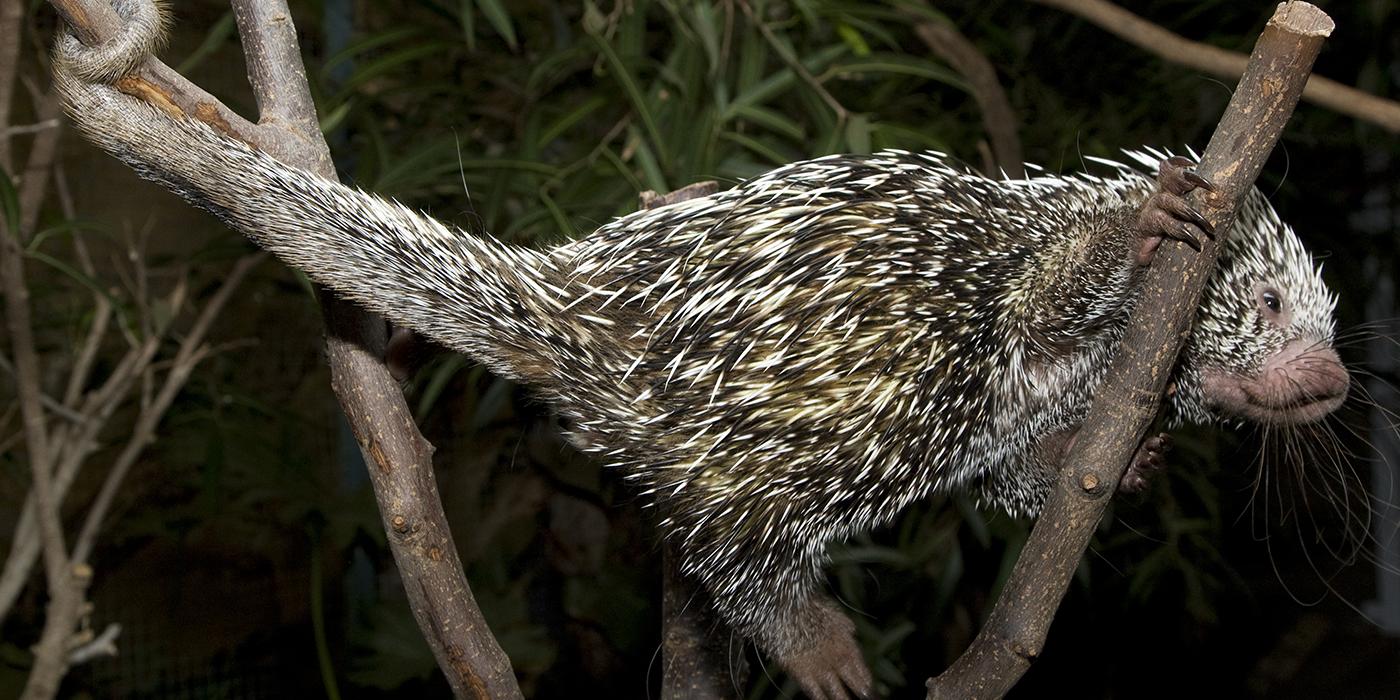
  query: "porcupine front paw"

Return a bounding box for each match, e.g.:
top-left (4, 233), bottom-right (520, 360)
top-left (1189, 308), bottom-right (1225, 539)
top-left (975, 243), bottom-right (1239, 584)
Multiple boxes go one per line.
top-left (774, 600), bottom-right (874, 700)
top-left (1134, 156), bottom-right (1217, 265)
top-left (1119, 432), bottom-right (1172, 494)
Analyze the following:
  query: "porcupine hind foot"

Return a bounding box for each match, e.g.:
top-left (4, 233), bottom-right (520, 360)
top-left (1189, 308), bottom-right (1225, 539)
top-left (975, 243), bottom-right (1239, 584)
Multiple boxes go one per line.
top-left (1120, 432), bottom-right (1173, 494)
top-left (774, 598), bottom-right (874, 700)
top-left (1134, 156), bottom-right (1217, 265)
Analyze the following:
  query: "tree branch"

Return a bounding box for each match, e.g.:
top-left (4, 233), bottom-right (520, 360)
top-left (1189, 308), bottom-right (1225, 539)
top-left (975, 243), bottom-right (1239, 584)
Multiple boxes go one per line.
top-left (227, 2), bottom-right (520, 696)
top-left (0, 7), bottom-right (86, 691)
top-left (45, 1), bottom-right (523, 697)
top-left (906, 9), bottom-right (1024, 178)
top-left (70, 253), bottom-right (262, 564)
top-left (1029, 0), bottom-right (1399, 133)
top-left (0, 0), bottom-right (24, 173)
top-left (926, 3), bottom-right (1333, 697)
top-left (0, 297), bottom-right (167, 625)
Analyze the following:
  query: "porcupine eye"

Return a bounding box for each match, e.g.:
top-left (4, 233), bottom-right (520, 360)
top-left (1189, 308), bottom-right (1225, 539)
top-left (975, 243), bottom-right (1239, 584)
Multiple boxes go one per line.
top-left (1257, 286), bottom-right (1287, 325)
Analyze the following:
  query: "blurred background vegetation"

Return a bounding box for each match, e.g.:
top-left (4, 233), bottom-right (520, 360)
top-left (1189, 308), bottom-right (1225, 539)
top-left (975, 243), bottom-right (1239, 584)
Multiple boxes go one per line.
top-left (1, 0), bottom-right (1398, 697)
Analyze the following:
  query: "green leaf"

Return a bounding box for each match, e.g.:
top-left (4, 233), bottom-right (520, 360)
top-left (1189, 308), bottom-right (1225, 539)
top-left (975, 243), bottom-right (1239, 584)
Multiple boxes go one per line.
top-left (477, 0), bottom-right (519, 50)
top-left (470, 377), bottom-right (516, 430)
top-left (600, 147), bottom-right (646, 194)
top-left (627, 126), bottom-right (668, 193)
top-left (538, 97), bottom-right (608, 146)
top-left (836, 22), bottom-right (872, 57)
top-left (719, 131), bottom-right (790, 167)
top-left (24, 220), bottom-right (111, 252)
top-left (587, 33), bottom-right (669, 167)
top-left (537, 189), bottom-right (576, 239)
top-left (689, 2), bottom-right (722, 74)
top-left (321, 26), bottom-right (422, 76)
top-left (337, 41), bottom-right (456, 95)
top-left (832, 55), bottom-right (964, 87)
top-left (318, 100), bottom-right (354, 135)
top-left (723, 44), bottom-right (846, 118)
top-left (844, 113), bottom-right (871, 154)
top-left (24, 250), bottom-right (122, 310)
top-left (459, 0), bottom-right (477, 52)
top-left (414, 355), bottom-right (469, 420)
top-left (730, 105), bottom-right (805, 141)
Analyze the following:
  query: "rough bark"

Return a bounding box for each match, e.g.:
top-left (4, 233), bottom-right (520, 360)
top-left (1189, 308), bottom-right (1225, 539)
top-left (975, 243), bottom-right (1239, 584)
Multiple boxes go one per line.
top-left (925, 4), bottom-right (1334, 698)
top-left (46, 1), bottom-right (522, 697)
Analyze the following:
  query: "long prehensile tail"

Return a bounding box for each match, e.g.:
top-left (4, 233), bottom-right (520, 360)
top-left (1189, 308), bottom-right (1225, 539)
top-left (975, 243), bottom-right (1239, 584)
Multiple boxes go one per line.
top-left (52, 28), bottom-right (587, 390)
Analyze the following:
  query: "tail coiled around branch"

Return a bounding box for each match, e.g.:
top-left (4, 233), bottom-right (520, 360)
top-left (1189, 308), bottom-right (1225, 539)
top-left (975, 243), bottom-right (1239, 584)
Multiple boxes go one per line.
top-left (52, 0), bottom-right (592, 391)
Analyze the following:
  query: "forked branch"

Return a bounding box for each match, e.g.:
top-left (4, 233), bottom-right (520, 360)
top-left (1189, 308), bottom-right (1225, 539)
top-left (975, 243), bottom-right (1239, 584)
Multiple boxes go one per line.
top-left (45, 1), bottom-right (521, 697)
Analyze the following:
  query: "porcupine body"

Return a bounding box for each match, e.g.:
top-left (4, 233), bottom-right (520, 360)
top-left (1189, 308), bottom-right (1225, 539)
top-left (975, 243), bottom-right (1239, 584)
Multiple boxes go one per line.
top-left (53, 0), bottom-right (1342, 686)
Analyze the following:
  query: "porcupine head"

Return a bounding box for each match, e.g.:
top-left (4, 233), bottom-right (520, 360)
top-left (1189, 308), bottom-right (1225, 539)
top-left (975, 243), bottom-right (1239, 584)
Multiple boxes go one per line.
top-left (48, 2), bottom-right (1355, 700)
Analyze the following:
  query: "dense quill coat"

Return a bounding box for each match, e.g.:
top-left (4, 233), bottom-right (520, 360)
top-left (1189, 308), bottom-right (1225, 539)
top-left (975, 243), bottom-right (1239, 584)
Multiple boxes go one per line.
top-left (54, 2), bottom-right (1341, 681)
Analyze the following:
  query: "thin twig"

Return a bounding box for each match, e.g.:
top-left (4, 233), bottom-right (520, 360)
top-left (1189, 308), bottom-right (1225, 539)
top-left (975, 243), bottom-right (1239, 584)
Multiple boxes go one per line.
top-left (736, 0), bottom-right (848, 126)
top-left (16, 89), bottom-right (63, 239)
top-left (0, 118), bottom-right (61, 139)
top-left (66, 623), bottom-right (120, 665)
top-left (72, 253), bottom-right (262, 563)
top-left (0, 356), bottom-right (89, 423)
top-left (1029, 0), bottom-right (1400, 133)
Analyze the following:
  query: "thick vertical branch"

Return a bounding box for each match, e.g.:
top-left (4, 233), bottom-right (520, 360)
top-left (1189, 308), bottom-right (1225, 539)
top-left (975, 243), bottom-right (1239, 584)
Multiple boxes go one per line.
top-left (0, 0), bottom-right (24, 172)
top-left (45, 1), bottom-right (522, 697)
top-left (227, 2), bottom-right (519, 697)
top-left (926, 4), bottom-right (1334, 698)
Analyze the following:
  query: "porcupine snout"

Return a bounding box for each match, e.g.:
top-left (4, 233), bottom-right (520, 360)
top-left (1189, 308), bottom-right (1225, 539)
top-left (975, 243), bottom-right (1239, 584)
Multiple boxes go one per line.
top-left (1204, 339), bottom-right (1348, 424)
top-left (1256, 340), bottom-right (1348, 420)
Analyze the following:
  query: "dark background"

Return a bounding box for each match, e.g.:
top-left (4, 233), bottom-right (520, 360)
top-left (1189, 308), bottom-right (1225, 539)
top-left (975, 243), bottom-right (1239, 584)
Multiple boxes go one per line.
top-left (2, 1), bottom-right (1398, 698)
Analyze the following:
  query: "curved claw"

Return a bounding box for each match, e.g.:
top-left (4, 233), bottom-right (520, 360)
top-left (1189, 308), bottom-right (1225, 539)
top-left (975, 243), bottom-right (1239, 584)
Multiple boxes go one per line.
top-left (1156, 190), bottom-right (1217, 237)
top-left (1172, 222), bottom-right (1204, 251)
top-left (1182, 169), bottom-right (1217, 193)
top-left (1159, 155), bottom-right (1217, 196)
top-left (1185, 207), bottom-right (1216, 237)
top-left (1137, 155), bottom-right (1221, 264)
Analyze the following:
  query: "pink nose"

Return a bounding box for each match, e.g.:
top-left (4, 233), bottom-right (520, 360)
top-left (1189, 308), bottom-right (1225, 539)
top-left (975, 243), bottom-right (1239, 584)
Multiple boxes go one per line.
top-left (1282, 341), bottom-right (1348, 403)
top-left (1248, 339), bottom-right (1348, 423)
